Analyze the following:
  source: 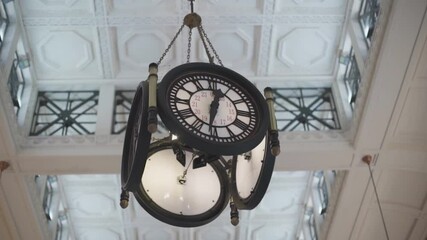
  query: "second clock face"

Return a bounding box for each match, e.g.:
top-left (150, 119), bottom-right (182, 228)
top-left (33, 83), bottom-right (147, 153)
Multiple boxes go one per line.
top-left (158, 63), bottom-right (268, 155)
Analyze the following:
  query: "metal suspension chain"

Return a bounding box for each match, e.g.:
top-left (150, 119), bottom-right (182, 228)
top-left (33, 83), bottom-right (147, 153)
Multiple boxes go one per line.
top-left (157, 24), bottom-right (185, 66)
top-left (187, 28), bottom-right (193, 63)
top-left (199, 25), bottom-right (223, 66)
top-left (197, 26), bottom-right (214, 64)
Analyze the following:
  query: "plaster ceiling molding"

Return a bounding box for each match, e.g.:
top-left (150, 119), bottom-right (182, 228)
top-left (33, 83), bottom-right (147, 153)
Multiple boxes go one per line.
top-left (23, 135), bottom-right (97, 147)
top-left (358, 207), bottom-right (417, 240)
top-left (138, 227), bottom-right (178, 240)
top-left (129, 195), bottom-right (162, 221)
top-left (70, 192), bottom-right (118, 218)
top-left (194, 226), bottom-right (235, 240)
top-left (256, 24), bottom-right (273, 76)
top-left (108, 0), bottom-right (177, 17)
top-left (256, 183), bottom-right (306, 215)
top-left (250, 224), bottom-right (290, 240)
top-left (197, 0), bottom-right (263, 15)
top-left (77, 228), bottom-right (123, 240)
top-left (117, 29), bottom-right (176, 76)
top-left (38, 31), bottom-right (94, 71)
top-left (376, 170), bottom-right (427, 210)
top-left (272, 171), bottom-right (311, 183)
top-left (60, 174), bottom-right (117, 185)
top-left (31, 29), bottom-right (102, 79)
top-left (275, 27), bottom-right (333, 74)
top-left (274, 0), bottom-right (347, 15)
top-left (281, 130), bottom-right (347, 142)
top-left (393, 88), bottom-right (427, 144)
top-left (19, 0), bottom-right (93, 17)
top-left (196, 28), bottom-right (257, 75)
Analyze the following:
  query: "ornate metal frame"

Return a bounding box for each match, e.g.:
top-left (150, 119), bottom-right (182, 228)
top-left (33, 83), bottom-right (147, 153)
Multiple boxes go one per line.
top-left (343, 48), bottom-right (361, 109)
top-left (359, 0), bottom-right (380, 44)
top-left (7, 53), bottom-right (26, 114)
top-left (30, 91), bottom-right (99, 136)
top-left (271, 88), bottom-right (341, 131)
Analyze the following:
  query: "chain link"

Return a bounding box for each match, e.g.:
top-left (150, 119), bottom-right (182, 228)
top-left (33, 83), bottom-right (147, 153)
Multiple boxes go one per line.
top-left (197, 26), bottom-right (214, 64)
top-left (157, 24), bottom-right (185, 66)
top-left (199, 25), bottom-right (223, 66)
top-left (187, 28), bottom-right (193, 63)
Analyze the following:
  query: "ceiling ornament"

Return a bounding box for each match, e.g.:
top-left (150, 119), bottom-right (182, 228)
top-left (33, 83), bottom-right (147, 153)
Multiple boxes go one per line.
top-left (119, 0), bottom-right (281, 227)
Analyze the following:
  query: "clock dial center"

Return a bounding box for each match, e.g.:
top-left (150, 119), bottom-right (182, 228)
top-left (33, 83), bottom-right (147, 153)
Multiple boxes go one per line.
top-left (189, 90), bottom-right (237, 126)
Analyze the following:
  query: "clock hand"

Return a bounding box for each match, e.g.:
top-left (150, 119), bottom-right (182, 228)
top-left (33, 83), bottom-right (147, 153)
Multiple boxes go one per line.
top-left (209, 99), bottom-right (219, 130)
top-left (209, 89), bottom-right (225, 132)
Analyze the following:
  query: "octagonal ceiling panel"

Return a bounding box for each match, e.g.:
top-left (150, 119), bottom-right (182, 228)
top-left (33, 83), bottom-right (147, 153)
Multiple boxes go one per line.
top-left (26, 28), bottom-right (102, 80)
top-left (108, 0), bottom-right (179, 16)
top-left (115, 27), bottom-right (180, 78)
top-left (193, 227), bottom-right (236, 240)
top-left (197, 0), bottom-right (263, 15)
top-left (138, 227), bottom-right (179, 240)
top-left (269, 25), bottom-right (341, 76)
top-left (275, 0), bottom-right (347, 14)
top-left (249, 223), bottom-right (292, 240)
top-left (75, 227), bottom-right (124, 240)
top-left (195, 27), bottom-right (258, 76)
top-left (19, 0), bottom-right (93, 17)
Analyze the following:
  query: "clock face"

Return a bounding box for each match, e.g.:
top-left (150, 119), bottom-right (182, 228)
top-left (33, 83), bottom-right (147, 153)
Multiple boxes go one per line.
top-left (133, 140), bottom-right (229, 227)
top-left (230, 133), bottom-right (276, 210)
top-left (158, 63), bottom-right (268, 155)
top-left (121, 81), bottom-right (152, 192)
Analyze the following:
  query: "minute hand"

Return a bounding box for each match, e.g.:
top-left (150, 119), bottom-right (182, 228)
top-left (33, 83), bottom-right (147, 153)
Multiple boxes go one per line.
top-left (209, 90), bottom-right (225, 130)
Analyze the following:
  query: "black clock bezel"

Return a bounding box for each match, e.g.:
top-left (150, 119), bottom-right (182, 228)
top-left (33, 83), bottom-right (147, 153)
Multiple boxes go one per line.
top-left (230, 132), bottom-right (276, 210)
top-left (133, 139), bottom-right (230, 227)
top-left (121, 81), bottom-right (152, 192)
top-left (157, 62), bottom-right (268, 156)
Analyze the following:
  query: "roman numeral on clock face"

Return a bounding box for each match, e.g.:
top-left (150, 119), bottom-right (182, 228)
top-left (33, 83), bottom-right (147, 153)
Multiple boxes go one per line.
top-left (236, 110), bottom-right (251, 117)
top-left (179, 108), bottom-right (193, 119)
top-left (208, 81), bottom-right (217, 90)
top-left (176, 98), bottom-right (189, 105)
top-left (210, 127), bottom-right (218, 137)
top-left (233, 119), bottom-right (248, 130)
top-left (193, 80), bottom-right (203, 90)
top-left (191, 118), bottom-right (204, 131)
top-left (233, 99), bottom-right (245, 105)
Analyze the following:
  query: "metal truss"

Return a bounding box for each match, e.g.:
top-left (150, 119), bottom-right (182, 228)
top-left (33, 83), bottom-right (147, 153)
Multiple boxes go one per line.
top-left (343, 48), bottom-right (361, 109)
top-left (30, 91), bottom-right (99, 136)
top-left (112, 90), bottom-right (134, 134)
top-left (359, 0), bottom-right (380, 44)
top-left (271, 88), bottom-right (341, 131)
top-left (112, 89), bottom-right (168, 135)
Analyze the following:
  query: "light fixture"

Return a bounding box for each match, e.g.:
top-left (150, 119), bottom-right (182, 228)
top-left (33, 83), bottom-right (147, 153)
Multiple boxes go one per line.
top-left (120, 0), bottom-right (281, 227)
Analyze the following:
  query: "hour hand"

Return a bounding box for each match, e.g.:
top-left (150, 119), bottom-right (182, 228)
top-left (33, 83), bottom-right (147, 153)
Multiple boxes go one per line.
top-left (209, 99), bottom-right (219, 128)
top-left (209, 90), bottom-right (224, 129)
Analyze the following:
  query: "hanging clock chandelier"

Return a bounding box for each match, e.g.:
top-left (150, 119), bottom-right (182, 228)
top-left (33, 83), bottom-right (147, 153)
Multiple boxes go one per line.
top-left (119, 0), bottom-right (281, 227)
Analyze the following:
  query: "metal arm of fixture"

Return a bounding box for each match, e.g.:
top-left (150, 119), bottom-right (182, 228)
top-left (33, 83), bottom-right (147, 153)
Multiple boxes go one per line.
top-left (172, 142), bottom-right (186, 167)
top-left (229, 198), bottom-right (239, 226)
top-left (147, 63), bottom-right (158, 133)
top-left (120, 189), bottom-right (130, 209)
top-left (264, 87), bottom-right (281, 156)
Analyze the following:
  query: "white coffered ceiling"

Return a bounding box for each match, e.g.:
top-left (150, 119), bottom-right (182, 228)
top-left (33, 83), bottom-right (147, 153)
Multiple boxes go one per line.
top-left (19, 0), bottom-right (346, 84)
top-left (1, 0), bottom-right (427, 240)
